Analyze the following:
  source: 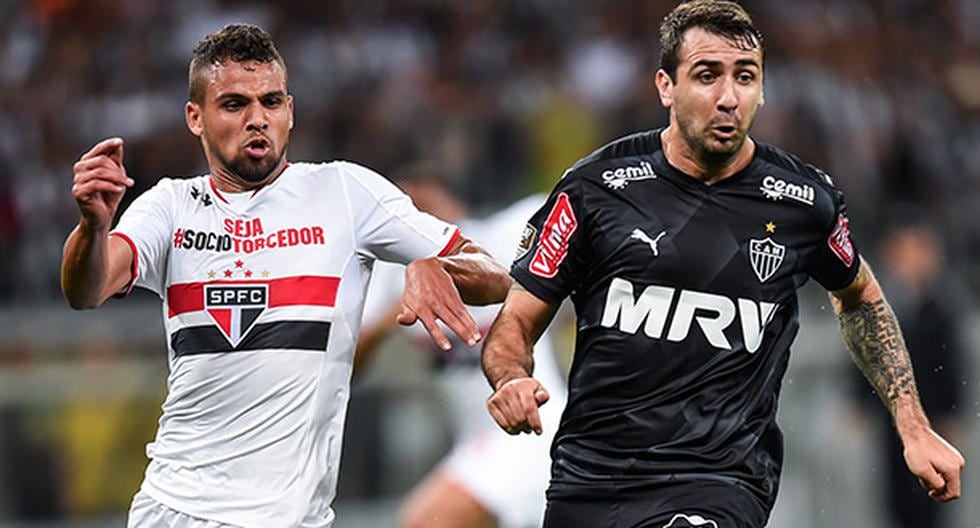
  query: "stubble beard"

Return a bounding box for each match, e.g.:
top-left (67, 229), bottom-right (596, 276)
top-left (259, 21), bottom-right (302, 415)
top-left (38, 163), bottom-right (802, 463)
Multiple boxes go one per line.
top-left (676, 114), bottom-right (750, 166)
top-left (211, 140), bottom-right (285, 184)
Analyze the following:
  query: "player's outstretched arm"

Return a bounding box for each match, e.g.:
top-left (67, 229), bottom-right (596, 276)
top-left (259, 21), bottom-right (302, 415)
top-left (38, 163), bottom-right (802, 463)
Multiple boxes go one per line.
top-left (482, 284), bottom-right (557, 435)
top-left (61, 138), bottom-right (135, 309)
top-left (398, 236), bottom-right (511, 350)
top-left (830, 257), bottom-right (965, 502)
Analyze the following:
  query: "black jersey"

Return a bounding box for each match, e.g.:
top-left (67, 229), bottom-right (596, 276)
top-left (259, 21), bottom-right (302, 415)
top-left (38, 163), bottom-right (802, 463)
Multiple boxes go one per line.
top-left (511, 129), bottom-right (861, 510)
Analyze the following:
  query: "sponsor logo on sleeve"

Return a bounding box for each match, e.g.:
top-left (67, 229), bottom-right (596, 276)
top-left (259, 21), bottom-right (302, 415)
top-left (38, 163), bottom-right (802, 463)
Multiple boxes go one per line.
top-left (602, 161), bottom-right (657, 189)
top-left (529, 193), bottom-right (577, 278)
top-left (662, 513), bottom-right (719, 528)
top-left (760, 175), bottom-right (815, 206)
top-left (514, 223), bottom-right (537, 261)
top-left (828, 212), bottom-right (855, 266)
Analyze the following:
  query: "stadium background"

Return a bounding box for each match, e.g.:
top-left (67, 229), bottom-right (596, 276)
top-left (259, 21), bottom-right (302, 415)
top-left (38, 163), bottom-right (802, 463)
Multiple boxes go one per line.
top-left (0, 0), bottom-right (978, 526)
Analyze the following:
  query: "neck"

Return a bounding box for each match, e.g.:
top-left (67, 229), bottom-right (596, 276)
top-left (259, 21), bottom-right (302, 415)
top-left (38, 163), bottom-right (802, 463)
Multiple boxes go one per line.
top-left (660, 126), bottom-right (755, 185)
top-left (210, 158), bottom-right (288, 193)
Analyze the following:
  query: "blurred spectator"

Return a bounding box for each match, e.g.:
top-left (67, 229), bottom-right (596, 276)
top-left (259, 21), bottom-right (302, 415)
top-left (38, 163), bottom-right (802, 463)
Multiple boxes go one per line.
top-left (852, 213), bottom-right (967, 528)
top-left (1, 0), bottom-right (978, 303)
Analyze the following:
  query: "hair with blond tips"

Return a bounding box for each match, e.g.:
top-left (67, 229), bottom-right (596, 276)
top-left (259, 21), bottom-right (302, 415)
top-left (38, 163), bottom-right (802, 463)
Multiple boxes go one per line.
top-left (659, 0), bottom-right (764, 81)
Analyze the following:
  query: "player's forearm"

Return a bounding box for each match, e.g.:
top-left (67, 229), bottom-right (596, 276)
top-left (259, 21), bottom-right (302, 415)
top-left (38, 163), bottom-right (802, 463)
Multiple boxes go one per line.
top-left (482, 285), bottom-right (557, 390)
top-left (833, 278), bottom-right (928, 432)
top-left (482, 312), bottom-right (536, 390)
top-left (438, 250), bottom-right (511, 305)
top-left (62, 221), bottom-right (115, 309)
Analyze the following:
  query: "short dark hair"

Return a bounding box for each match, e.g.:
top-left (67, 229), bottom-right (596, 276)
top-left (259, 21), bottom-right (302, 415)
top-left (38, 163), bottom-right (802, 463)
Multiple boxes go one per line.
top-left (188, 24), bottom-right (287, 104)
top-left (659, 0), bottom-right (764, 81)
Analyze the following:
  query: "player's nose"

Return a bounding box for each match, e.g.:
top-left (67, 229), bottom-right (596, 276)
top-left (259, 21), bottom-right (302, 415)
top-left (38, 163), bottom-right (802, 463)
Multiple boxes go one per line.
top-left (715, 76), bottom-right (738, 112)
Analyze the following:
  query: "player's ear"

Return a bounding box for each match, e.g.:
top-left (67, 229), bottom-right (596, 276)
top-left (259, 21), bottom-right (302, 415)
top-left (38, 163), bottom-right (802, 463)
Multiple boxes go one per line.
top-left (655, 69), bottom-right (674, 109)
top-left (287, 94), bottom-right (294, 130)
top-left (186, 101), bottom-right (203, 137)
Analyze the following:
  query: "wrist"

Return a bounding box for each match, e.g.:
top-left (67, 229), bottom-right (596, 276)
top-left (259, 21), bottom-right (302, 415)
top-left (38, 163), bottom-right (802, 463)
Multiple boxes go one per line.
top-left (894, 397), bottom-right (931, 440)
top-left (493, 371), bottom-right (530, 392)
top-left (79, 216), bottom-right (111, 235)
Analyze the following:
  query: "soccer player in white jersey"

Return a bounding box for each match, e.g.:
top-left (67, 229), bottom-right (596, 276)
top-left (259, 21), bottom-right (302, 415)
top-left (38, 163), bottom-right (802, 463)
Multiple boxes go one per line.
top-left (358, 172), bottom-right (566, 528)
top-left (60, 24), bottom-right (511, 528)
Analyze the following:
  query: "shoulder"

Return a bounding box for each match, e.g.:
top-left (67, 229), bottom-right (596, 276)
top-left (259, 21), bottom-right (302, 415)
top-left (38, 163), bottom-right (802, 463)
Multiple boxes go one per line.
top-left (139, 174), bottom-right (206, 202)
top-left (563, 129), bottom-right (663, 182)
top-left (753, 141), bottom-right (841, 198)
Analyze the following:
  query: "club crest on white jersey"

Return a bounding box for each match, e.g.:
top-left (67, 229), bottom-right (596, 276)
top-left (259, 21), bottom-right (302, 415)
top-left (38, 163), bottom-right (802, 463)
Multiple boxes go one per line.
top-left (205, 284), bottom-right (268, 346)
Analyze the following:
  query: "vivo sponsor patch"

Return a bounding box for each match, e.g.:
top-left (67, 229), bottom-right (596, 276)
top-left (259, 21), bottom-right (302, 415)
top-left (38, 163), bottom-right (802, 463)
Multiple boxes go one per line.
top-left (662, 513), bottom-right (719, 528)
top-left (515, 223), bottom-right (537, 261)
top-left (828, 213), bottom-right (855, 266)
top-left (529, 193), bottom-right (577, 278)
top-left (760, 175), bottom-right (815, 206)
top-left (602, 161), bottom-right (657, 189)
top-left (749, 237), bottom-right (786, 283)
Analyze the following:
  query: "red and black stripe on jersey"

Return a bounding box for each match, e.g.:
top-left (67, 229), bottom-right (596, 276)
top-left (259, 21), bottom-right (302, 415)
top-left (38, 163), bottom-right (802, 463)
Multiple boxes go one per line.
top-left (167, 275), bottom-right (338, 356)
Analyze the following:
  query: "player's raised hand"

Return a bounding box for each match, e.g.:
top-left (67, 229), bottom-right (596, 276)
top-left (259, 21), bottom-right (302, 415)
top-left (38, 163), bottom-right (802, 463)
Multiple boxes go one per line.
top-left (398, 256), bottom-right (481, 351)
top-left (487, 377), bottom-right (550, 435)
top-left (72, 137), bottom-right (134, 229)
top-left (903, 428), bottom-right (965, 502)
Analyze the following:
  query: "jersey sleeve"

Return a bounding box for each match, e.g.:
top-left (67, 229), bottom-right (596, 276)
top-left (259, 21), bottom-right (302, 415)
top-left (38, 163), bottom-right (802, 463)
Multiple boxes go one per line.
top-left (510, 175), bottom-right (590, 303)
top-left (804, 185), bottom-right (862, 291)
top-left (341, 162), bottom-right (459, 264)
top-left (110, 179), bottom-right (176, 297)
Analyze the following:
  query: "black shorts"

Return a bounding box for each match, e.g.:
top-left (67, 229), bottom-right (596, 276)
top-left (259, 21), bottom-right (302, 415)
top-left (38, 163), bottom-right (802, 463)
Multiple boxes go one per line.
top-left (543, 480), bottom-right (770, 528)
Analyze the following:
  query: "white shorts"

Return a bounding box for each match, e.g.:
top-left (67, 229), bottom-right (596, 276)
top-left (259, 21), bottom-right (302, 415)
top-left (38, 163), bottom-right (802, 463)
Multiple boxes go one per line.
top-left (442, 425), bottom-right (555, 528)
top-left (127, 491), bottom-right (241, 528)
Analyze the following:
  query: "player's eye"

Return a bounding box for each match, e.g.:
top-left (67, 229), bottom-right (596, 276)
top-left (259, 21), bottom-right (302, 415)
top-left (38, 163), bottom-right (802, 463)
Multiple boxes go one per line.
top-left (223, 100), bottom-right (245, 111)
top-left (736, 71), bottom-right (756, 83)
top-left (262, 97), bottom-right (283, 108)
top-left (697, 71), bottom-right (716, 83)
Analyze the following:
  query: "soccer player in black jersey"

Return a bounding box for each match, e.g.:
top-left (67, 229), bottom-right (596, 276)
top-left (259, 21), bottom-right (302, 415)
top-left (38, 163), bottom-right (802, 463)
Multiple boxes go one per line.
top-left (481, 1), bottom-right (965, 527)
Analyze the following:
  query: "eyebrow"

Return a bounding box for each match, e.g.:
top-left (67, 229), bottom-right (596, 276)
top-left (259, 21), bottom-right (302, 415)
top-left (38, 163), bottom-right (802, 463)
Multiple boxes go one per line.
top-left (691, 59), bottom-right (761, 70)
top-left (214, 90), bottom-right (287, 101)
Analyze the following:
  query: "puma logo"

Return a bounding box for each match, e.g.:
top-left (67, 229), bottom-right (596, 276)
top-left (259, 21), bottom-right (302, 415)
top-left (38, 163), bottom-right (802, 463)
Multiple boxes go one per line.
top-left (630, 228), bottom-right (667, 256)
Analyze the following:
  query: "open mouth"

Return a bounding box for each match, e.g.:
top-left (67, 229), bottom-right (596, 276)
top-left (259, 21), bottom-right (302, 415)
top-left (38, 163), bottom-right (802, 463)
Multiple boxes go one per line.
top-left (712, 125), bottom-right (737, 139)
top-left (245, 138), bottom-right (270, 158)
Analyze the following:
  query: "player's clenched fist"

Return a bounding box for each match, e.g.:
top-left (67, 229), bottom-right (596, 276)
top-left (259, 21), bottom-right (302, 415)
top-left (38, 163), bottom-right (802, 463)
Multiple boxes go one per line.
top-left (487, 377), bottom-right (549, 436)
top-left (72, 137), bottom-right (134, 229)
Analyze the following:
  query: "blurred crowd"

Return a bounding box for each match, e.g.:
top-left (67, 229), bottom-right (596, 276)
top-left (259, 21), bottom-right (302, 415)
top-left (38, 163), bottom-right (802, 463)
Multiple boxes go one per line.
top-left (0, 0), bottom-right (979, 302)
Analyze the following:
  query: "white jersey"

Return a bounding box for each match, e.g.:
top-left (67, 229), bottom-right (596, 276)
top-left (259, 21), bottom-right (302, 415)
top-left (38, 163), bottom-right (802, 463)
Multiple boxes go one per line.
top-left (362, 195), bottom-right (567, 526)
top-left (113, 161), bottom-right (458, 528)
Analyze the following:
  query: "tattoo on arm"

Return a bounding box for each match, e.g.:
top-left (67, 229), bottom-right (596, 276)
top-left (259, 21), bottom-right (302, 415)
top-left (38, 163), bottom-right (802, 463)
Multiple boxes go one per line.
top-left (838, 299), bottom-right (920, 414)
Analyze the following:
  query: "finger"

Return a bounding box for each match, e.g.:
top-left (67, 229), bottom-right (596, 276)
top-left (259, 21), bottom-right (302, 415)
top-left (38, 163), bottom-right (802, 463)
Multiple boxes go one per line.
top-left (488, 397), bottom-right (520, 434)
top-left (914, 465), bottom-right (945, 494)
top-left (395, 307), bottom-right (418, 327)
top-left (73, 179), bottom-right (127, 197)
top-left (521, 390), bottom-right (544, 435)
top-left (486, 399), bottom-right (511, 430)
top-left (939, 464), bottom-right (961, 499)
top-left (416, 312), bottom-right (451, 350)
top-left (107, 138), bottom-right (124, 167)
top-left (74, 161), bottom-right (134, 187)
top-left (80, 137), bottom-right (124, 161)
top-left (433, 300), bottom-right (480, 346)
top-left (534, 387), bottom-right (550, 406)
